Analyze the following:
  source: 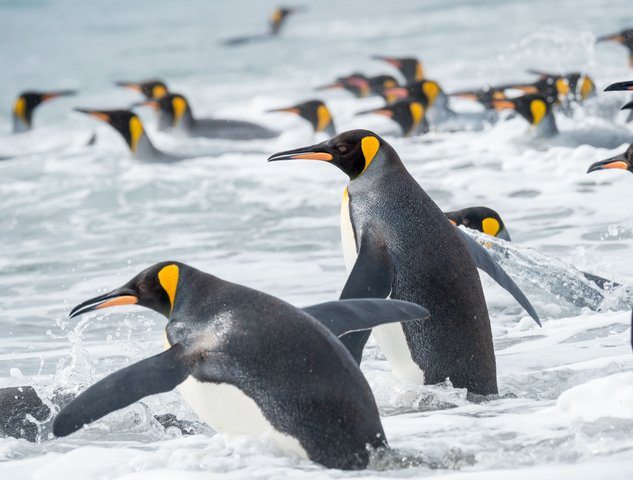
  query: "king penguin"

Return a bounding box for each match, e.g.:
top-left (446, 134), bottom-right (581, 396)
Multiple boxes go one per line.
top-left (53, 261), bottom-right (429, 470)
top-left (372, 55), bottom-right (424, 83)
top-left (115, 79), bottom-right (169, 100)
top-left (445, 206), bottom-right (511, 241)
top-left (269, 130), bottom-right (540, 395)
top-left (356, 99), bottom-right (428, 137)
top-left (268, 100), bottom-right (336, 136)
top-left (492, 94), bottom-right (558, 137)
top-left (141, 93), bottom-right (279, 140)
top-left (11, 90), bottom-right (76, 133)
top-left (75, 108), bottom-right (184, 162)
top-left (597, 28), bottom-right (633, 67)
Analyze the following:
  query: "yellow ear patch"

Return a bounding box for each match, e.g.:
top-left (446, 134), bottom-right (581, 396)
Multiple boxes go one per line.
top-left (152, 85), bottom-right (167, 99)
top-left (482, 217), bottom-right (501, 237)
top-left (360, 136), bottom-right (380, 174)
top-left (580, 76), bottom-right (594, 100)
top-left (158, 264), bottom-right (180, 315)
top-left (415, 62), bottom-right (424, 81)
top-left (555, 78), bottom-right (570, 97)
top-left (129, 115), bottom-right (144, 153)
top-left (409, 102), bottom-right (424, 133)
top-left (172, 96), bottom-right (187, 125)
top-left (271, 7), bottom-right (283, 25)
top-left (316, 104), bottom-right (332, 132)
top-left (530, 99), bottom-right (547, 125)
top-left (422, 81), bottom-right (440, 105)
top-left (13, 97), bottom-right (26, 122)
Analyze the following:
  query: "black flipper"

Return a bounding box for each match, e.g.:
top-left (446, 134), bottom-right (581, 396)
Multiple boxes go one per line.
top-left (338, 233), bottom-right (394, 363)
top-left (580, 271), bottom-right (620, 290)
top-left (303, 299), bottom-right (429, 338)
top-left (458, 229), bottom-right (541, 326)
top-left (53, 344), bottom-right (191, 437)
top-left (0, 386), bottom-right (51, 442)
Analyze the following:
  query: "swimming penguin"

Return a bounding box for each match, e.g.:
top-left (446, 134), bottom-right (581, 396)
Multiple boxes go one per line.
top-left (445, 206), bottom-right (511, 241)
top-left (53, 261), bottom-right (429, 469)
top-left (356, 99), bottom-right (428, 137)
top-left (11, 90), bottom-right (76, 133)
top-left (587, 143), bottom-right (633, 174)
top-left (75, 108), bottom-right (184, 162)
top-left (526, 70), bottom-right (597, 104)
top-left (268, 100), bottom-right (336, 136)
top-left (115, 80), bottom-right (169, 100)
top-left (372, 55), bottom-right (424, 83)
top-left (139, 93), bottom-right (279, 140)
top-left (269, 130), bottom-right (540, 395)
top-left (223, 7), bottom-right (303, 46)
top-left (449, 87), bottom-right (507, 111)
top-left (498, 76), bottom-right (571, 107)
top-left (492, 94), bottom-right (558, 137)
top-left (388, 79), bottom-right (495, 131)
top-left (597, 28), bottom-right (633, 67)
top-left (318, 74), bottom-right (400, 100)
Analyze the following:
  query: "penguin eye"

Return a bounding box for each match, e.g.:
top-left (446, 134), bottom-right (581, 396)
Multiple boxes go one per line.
top-left (336, 145), bottom-right (349, 154)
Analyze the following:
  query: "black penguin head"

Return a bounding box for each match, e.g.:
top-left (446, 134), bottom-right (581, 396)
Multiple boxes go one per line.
top-left (492, 94), bottom-right (552, 126)
top-left (115, 80), bottom-right (169, 100)
top-left (12, 90), bottom-right (76, 128)
top-left (75, 108), bottom-right (146, 153)
top-left (270, 6), bottom-right (303, 35)
top-left (69, 262), bottom-right (184, 320)
top-left (450, 87), bottom-right (507, 109)
top-left (317, 74), bottom-right (371, 98)
top-left (138, 93), bottom-right (192, 129)
top-left (597, 29), bottom-right (633, 66)
top-left (357, 99), bottom-right (426, 137)
top-left (268, 129), bottom-right (386, 180)
top-left (505, 76), bottom-right (570, 105)
top-left (587, 144), bottom-right (633, 175)
top-left (372, 55), bottom-right (424, 83)
top-left (268, 100), bottom-right (335, 134)
top-left (445, 206), bottom-right (508, 239)
top-left (385, 79), bottom-right (442, 107)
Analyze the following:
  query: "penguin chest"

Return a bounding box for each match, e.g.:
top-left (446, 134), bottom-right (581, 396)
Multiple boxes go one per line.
top-left (177, 378), bottom-right (308, 459)
top-left (339, 190), bottom-right (425, 384)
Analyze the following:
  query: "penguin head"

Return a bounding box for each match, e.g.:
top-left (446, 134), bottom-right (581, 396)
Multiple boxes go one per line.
top-left (268, 100), bottom-right (335, 135)
top-left (492, 94), bottom-right (552, 126)
top-left (450, 87), bottom-right (507, 109)
top-left (138, 93), bottom-right (192, 130)
top-left (115, 79), bottom-right (169, 100)
top-left (357, 99), bottom-right (426, 137)
top-left (270, 6), bottom-right (302, 35)
top-left (445, 206), bottom-right (510, 240)
top-left (587, 144), bottom-right (633, 175)
top-left (12, 90), bottom-right (76, 130)
top-left (69, 262), bottom-right (184, 320)
top-left (268, 129), bottom-right (387, 180)
top-left (317, 74), bottom-right (371, 98)
top-left (385, 79), bottom-right (442, 107)
top-left (507, 76), bottom-right (570, 105)
top-left (372, 55), bottom-right (424, 83)
top-left (597, 29), bottom-right (633, 66)
top-left (565, 73), bottom-right (596, 101)
top-left (75, 108), bottom-right (146, 153)
top-left (605, 80), bottom-right (633, 93)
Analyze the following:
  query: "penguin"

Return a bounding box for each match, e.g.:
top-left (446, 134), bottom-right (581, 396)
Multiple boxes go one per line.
top-left (223, 7), bottom-right (303, 46)
top-left (75, 108), bottom-right (184, 162)
top-left (139, 93), bottom-right (279, 140)
top-left (317, 74), bottom-right (400, 100)
top-left (115, 80), bottom-right (169, 100)
top-left (372, 55), bottom-right (424, 83)
top-left (268, 100), bottom-right (336, 136)
top-left (268, 130), bottom-right (540, 395)
top-left (587, 142), bottom-right (633, 174)
top-left (11, 90), bottom-right (76, 133)
top-left (388, 79), bottom-right (495, 131)
top-left (356, 99), bottom-right (428, 137)
top-left (597, 28), bottom-right (633, 67)
top-left (445, 206), bottom-right (511, 241)
top-left (446, 206), bottom-right (618, 290)
top-left (492, 94), bottom-right (558, 137)
top-left (53, 261), bottom-right (430, 469)
top-left (526, 70), bottom-right (597, 104)
top-left (497, 76), bottom-right (570, 107)
top-left (449, 87), bottom-right (507, 111)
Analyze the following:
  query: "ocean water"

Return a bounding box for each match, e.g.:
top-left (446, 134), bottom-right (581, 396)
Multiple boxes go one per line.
top-left (1, 0), bottom-right (633, 478)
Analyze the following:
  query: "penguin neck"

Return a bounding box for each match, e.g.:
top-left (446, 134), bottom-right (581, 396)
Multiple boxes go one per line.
top-left (178, 107), bottom-right (196, 132)
top-left (428, 92), bottom-right (455, 123)
top-left (533, 112), bottom-right (558, 137)
top-left (12, 114), bottom-right (31, 133)
top-left (133, 132), bottom-right (162, 161)
top-left (349, 143), bottom-right (403, 191)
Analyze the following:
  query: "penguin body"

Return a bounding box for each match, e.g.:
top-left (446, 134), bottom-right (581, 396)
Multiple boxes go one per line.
top-left (492, 94), bottom-right (558, 137)
top-left (75, 108), bottom-right (184, 162)
top-left (268, 100), bottom-right (336, 135)
top-left (54, 262), bottom-right (429, 469)
top-left (11, 90), bottom-right (76, 133)
top-left (357, 99), bottom-right (428, 137)
top-left (148, 93), bottom-right (278, 140)
top-left (270, 131), bottom-right (540, 394)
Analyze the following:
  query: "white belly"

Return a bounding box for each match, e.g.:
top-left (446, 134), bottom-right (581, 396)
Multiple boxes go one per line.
top-left (163, 333), bottom-right (307, 458)
top-left (339, 188), bottom-right (425, 384)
